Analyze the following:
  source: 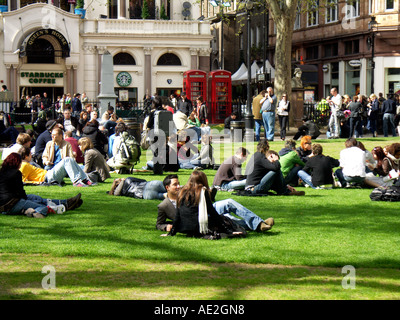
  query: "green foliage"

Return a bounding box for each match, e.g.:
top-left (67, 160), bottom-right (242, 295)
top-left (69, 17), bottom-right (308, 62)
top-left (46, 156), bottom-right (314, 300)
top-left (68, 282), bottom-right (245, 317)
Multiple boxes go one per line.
top-left (160, 2), bottom-right (169, 20)
top-left (75, 0), bottom-right (84, 9)
top-left (141, 0), bottom-right (150, 19)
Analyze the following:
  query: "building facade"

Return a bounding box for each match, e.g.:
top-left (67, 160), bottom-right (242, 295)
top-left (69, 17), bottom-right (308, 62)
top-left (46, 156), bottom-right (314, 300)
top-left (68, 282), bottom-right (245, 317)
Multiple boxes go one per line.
top-left (204, 0), bottom-right (400, 101)
top-left (0, 0), bottom-right (212, 108)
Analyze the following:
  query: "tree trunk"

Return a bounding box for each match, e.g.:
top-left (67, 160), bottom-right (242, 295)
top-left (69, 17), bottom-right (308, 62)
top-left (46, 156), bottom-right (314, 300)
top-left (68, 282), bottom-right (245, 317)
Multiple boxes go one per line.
top-left (274, 17), bottom-right (295, 99)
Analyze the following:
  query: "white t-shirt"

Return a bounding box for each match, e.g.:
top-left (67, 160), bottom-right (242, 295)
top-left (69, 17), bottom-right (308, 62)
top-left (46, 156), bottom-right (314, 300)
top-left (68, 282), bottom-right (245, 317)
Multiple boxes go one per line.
top-left (330, 94), bottom-right (342, 114)
top-left (340, 147), bottom-right (366, 177)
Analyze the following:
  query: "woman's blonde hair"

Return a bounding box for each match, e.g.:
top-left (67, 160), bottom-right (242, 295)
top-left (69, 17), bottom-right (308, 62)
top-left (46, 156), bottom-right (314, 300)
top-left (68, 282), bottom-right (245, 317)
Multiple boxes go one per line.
top-left (78, 137), bottom-right (93, 153)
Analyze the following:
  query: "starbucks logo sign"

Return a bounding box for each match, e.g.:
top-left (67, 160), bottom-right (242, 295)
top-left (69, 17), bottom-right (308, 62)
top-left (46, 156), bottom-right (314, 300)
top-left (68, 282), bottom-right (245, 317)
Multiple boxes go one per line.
top-left (116, 72), bottom-right (132, 87)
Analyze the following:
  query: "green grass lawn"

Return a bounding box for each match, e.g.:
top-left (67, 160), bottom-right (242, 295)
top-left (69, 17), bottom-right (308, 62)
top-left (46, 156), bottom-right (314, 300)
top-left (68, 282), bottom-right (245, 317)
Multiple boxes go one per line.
top-left (1, 137), bottom-right (400, 300)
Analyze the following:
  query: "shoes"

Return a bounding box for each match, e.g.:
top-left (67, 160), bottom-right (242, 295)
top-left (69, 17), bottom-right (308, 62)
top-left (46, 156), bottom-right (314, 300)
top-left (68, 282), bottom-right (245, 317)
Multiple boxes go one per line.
top-left (259, 222), bottom-right (271, 231)
top-left (82, 179), bottom-right (97, 186)
top-left (24, 208), bottom-right (36, 217)
top-left (33, 212), bottom-right (45, 218)
top-left (264, 217), bottom-right (275, 227)
top-left (287, 190), bottom-right (305, 196)
top-left (73, 180), bottom-right (88, 187)
top-left (193, 166), bottom-right (203, 171)
top-left (66, 193), bottom-right (82, 211)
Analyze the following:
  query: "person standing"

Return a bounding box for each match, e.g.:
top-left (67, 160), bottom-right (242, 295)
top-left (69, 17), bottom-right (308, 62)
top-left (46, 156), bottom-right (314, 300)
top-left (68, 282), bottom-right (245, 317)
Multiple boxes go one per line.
top-left (326, 87), bottom-right (342, 139)
top-left (277, 93), bottom-right (290, 140)
top-left (348, 95), bottom-right (362, 138)
top-left (252, 90), bottom-right (265, 141)
top-left (382, 94), bottom-right (398, 137)
top-left (71, 93), bottom-right (82, 118)
top-left (177, 92), bottom-right (193, 117)
top-left (366, 94), bottom-right (379, 137)
top-left (260, 87), bottom-right (277, 141)
top-left (196, 96), bottom-right (208, 125)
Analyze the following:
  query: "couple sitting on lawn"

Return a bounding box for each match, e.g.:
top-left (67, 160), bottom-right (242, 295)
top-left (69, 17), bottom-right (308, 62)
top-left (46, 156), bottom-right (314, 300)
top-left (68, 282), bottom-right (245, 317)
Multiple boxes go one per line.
top-left (156, 172), bottom-right (275, 239)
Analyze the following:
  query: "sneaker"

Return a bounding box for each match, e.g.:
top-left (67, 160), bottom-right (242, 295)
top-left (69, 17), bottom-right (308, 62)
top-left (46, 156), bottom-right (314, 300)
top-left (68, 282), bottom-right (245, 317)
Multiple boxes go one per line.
top-left (73, 181), bottom-right (88, 187)
top-left (82, 179), bottom-right (97, 186)
top-left (264, 217), bottom-right (274, 227)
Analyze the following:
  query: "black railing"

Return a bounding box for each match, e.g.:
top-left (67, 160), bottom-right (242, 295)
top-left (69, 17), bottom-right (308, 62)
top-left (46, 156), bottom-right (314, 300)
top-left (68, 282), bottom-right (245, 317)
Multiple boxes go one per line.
top-left (303, 102), bottom-right (330, 127)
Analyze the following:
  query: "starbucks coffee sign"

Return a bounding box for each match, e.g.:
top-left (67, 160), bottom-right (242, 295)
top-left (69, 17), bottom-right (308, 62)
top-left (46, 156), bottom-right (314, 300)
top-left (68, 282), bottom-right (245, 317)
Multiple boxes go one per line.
top-left (20, 71), bottom-right (64, 86)
top-left (116, 72), bottom-right (132, 87)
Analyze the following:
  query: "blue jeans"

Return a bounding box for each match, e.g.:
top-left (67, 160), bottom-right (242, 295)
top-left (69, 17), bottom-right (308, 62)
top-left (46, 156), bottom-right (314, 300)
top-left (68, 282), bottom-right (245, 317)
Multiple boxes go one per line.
top-left (298, 170), bottom-right (316, 189)
top-left (253, 170), bottom-right (287, 195)
top-left (383, 113), bottom-right (397, 137)
top-left (213, 199), bottom-right (263, 231)
top-left (7, 194), bottom-right (67, 216)
top-left (45, 157), bottom-right (88, 184)
top-left (254, 119), bottom-right (264, 141)
top-left (262, 111), bottom-right (275, 140)
top-left (335, 168), bottom-right (365, 186)
top-left (142, 180), bottom-right (166, 200)
top-left (220, 179), bottom-right (247, 191)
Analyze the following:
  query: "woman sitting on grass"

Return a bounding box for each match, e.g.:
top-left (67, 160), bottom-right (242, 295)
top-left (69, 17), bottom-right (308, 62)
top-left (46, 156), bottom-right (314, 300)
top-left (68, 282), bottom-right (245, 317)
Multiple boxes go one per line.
top-left (0, 153), bottom-right (82, 218)
top-left (166, 171), bottom-right (244, 239)
top-left (296, 135), bottom-right (312, 163)
top-left (78, 137), bottom-right (111, 183)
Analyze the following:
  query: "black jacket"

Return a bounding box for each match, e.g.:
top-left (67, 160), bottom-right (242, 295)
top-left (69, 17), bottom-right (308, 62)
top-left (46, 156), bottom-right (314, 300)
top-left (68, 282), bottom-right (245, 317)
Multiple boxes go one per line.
top-left (169, 191), bottom-right (228, 237)
top-left (245, 151), bottom-right (281, 187)
top-left (177, 98), bottom-right (193, 116)
top-left (0, 169), bottom-right (27, 207)
top-left (120, 177), bottom-right (148, 199)
top-left (82, 123), bottom-right (108, 156)
top-left (302, 155), bottom-right (339, 187)
top-left (382, 99), bottom-right (396, 115)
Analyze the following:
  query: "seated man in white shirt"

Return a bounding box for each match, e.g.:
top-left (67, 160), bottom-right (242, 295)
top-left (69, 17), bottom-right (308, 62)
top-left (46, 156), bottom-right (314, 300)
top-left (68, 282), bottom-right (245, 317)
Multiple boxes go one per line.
top-left (335, 138), bottom-right (370, 187)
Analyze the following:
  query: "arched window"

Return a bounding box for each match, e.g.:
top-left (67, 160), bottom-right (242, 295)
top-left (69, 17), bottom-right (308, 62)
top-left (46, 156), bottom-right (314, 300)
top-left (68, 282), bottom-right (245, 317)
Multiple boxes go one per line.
top-left (27, 38), bottom-right (55, 64)
top-left (157, 53), bottom-right (181, 66)
top-left (113, 52), bottom-right (136, 65)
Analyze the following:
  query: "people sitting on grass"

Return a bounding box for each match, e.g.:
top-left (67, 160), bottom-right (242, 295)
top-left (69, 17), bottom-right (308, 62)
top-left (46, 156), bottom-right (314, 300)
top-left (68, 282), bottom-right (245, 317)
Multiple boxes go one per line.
top-left (42, 127), bottom-right (74, 171)
top-left (179, 134), bottom-right (215, 170)
top-left (366, 143), bottom-right (400, 188)
top-left (78, 137), bottom-right (111, 183)
top-left (293, 116), bottom-right (321, 141)
top-left (81, 119), bottom-right (108, 158)
top-left (64, 131), bottom-right (84, 164)
top-left (157, 173), bottom-right (274, 234)
top-left (33, 120), bottom-right (61, 167)
top-left (18, 146), bottom-right (95, 187)
top-left (213, 146), bottom-right (249, 191)
top-left (108, 177), bottom-right (167, 200)
top-left (244, 140), bottom-right (305, 196)
top-left (278, 139), bottom-right (304, 187)
top-left (334, 138), bottom-right (373, 188)
top-left (297, 143), bottom-right (339, 189)
top-left (0, 153), bottom-right (83, 218)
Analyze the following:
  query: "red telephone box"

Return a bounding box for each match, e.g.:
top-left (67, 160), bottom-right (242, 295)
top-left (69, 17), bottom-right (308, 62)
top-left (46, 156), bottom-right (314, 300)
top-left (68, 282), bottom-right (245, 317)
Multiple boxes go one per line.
top-left (182, 70), bottom-right (207, 102)
top-left (208, 70), bottom-right (232, 124)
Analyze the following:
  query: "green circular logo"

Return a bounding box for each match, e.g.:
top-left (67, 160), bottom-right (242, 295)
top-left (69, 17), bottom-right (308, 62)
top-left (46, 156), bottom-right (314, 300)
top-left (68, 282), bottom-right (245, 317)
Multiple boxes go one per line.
top-left (116, 71), bottom-right (132, 87)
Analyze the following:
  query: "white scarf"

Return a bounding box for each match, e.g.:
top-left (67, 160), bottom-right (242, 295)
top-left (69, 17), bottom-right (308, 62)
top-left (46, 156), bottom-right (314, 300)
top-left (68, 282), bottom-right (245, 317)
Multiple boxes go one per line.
top-left (198, 187), bottom-right (209, 234)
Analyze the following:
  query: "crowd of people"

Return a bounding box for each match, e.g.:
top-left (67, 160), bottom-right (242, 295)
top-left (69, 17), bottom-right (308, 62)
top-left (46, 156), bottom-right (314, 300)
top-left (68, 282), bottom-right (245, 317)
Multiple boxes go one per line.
top-left (1, 87), bottom-right (400, 240)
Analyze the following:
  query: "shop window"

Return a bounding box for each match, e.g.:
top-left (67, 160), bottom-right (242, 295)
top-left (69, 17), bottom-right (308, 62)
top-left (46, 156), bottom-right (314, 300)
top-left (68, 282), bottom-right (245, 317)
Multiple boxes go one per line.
top-left (157, 53), bottom-right (181, 66)
top-left (345, 62), bottom-right (360, 97)
top-left (331, 62), bottom-right (339, 91)
top-left (113, 53), bottom-right (136, 65)
top-left (27, 38), bottom-right (55, 64)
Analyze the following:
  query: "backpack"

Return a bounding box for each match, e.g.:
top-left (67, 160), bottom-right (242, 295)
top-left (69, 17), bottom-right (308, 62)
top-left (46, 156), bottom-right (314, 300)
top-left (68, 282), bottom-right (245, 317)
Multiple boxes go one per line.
top-left (118, 131), bottom-right (141, 165)
top-left (370, 186), bottom-right (400, 202)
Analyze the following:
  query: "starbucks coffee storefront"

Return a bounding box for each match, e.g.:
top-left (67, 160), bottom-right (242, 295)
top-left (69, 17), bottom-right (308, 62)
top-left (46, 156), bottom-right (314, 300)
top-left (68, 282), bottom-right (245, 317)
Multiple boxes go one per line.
top-left (19, 70), bottom-right (65, 99)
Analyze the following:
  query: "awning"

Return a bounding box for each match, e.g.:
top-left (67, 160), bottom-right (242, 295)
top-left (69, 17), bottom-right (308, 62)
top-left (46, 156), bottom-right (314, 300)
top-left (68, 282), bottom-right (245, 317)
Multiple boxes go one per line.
top-left (235, 61), bottom-right (260, 82)
top-left (259, 59), bottom-right (276, 79)
top-left (231, 63), bottom-right (248, 81)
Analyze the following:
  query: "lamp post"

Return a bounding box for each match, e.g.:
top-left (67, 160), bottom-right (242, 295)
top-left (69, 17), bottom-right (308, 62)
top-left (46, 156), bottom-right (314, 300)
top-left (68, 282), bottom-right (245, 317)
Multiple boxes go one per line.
top-left (210, 0), bottom-right (231, 70)
top-left (244, 0), bottom-right (254, 142)
top-left (368, 16), bottom-right (378, 94)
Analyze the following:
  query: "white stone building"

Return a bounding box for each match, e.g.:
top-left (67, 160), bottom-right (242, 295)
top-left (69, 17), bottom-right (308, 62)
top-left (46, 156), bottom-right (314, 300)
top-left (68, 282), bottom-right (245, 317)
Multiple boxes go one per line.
top-left (0, 1), bottom-right (212, 110)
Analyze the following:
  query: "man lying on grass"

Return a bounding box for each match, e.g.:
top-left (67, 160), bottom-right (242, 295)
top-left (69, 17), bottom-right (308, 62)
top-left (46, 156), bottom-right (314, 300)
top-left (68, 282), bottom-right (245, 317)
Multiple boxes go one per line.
top-left (157, 173), bottom-right (274, 237)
